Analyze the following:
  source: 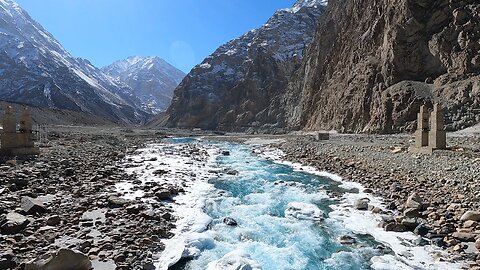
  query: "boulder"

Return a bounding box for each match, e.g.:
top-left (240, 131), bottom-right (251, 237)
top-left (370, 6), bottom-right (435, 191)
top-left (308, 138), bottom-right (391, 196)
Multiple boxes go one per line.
top-left (21, 197), bottom-right (47, 214)
top-left (223, 217), bottom-right (238, 226)
top-left (155, 190), bottom-right (172, 200)
top-left (405, 193), bottom-right (423, 210)
top-left (225, 169), bottom-right (239, 176)
top-left (107, 196), bottom-right (128, 207)
top-left (0, 252), bottom-right (17, 269)
top-left (353, 198), bottom-right (370, 210)
top-left (431, 238), bottom-right (445, 247)
top-left (46, 215), bottom-right (61, 226)
top-left (338, 235), bottom-right (357, 245)
top-left (413, 224), bottom-right (430, 237)
top-left (24, 249), bottom-right (91, 270)
top-left (452, 232), bottom-right (476, 242)
top-left (460, 211), bottom-right (480, 222)
top-left (403, 208), bottom-right (420, 218)
top-left (414, 237), bottom-right (429, 246)
top-left (221, 151), bottom-right (230, 156)
top-left (400, 217), bottom-right (418, 230)
top-left (384, 222), bottom-right (408, 232)
top-left (1, 212), bottom-right (29, 234)
top-left (476, 239), bottom-right (480, 251)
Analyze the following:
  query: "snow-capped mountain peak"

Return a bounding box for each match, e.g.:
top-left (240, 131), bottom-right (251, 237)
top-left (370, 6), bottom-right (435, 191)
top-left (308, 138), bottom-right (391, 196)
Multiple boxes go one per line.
top-left (290, 0), bottom-right (327, 13)
top-left (102, 56), bottom-right (185, 113)
top-left (0, 0), bottom-right (149, 123)
top-left (164, 0), bottom-right (325, 130)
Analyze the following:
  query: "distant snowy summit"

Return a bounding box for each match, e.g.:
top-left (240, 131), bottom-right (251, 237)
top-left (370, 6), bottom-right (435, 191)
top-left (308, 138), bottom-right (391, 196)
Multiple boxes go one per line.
top-left (288, 0), bottom-right (328, 13)
top-left (103, 56), bottom-right (185, 114)
top-left (0, 0), bottom-right (185, 122)
top-left (0, 0), bottom-right (151, 123)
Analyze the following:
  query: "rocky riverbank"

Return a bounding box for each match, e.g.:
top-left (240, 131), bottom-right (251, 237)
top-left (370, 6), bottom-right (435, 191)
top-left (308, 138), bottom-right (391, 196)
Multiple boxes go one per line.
top-left (0, 127), bottom-right (182, 269)
top-left (278, 133), bottom-right (480, 269)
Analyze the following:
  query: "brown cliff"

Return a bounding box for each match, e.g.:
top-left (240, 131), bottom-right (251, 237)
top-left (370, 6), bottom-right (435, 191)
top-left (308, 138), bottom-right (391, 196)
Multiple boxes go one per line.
top-left (288, 0), bottom-right (480, 133)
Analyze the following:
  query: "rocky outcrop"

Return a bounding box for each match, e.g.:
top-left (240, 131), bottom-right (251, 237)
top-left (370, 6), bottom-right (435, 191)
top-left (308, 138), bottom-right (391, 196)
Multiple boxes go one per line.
top-left (287, 0), bottom-right (480, 133)
top-left (163, 0), bottom-right (326, 132)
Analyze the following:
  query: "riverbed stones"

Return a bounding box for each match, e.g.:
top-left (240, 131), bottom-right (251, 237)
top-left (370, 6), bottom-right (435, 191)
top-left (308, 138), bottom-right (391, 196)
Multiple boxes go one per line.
top-left (461, 211), bottom-right (480, 222)
top-left (279, 134), bottom-right (480, 264)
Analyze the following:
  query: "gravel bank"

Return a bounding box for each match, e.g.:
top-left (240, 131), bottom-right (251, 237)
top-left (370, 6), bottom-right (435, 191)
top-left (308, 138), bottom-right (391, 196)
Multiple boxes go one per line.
top-left (0, 128), bottom-right (177, 269)
top-left (278, 133), bottom-right (480, 269)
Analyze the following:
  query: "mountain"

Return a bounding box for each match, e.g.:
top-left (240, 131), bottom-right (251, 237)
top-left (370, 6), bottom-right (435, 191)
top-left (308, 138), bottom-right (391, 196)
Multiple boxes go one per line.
top-left (286, 0), bottom-right (480, 133)
top-left (0, 0), bottom-right (148, 124)
top-left (162, 0), bottom-right (326, 131)
top-left (102, 56), bottom-right (185, 114)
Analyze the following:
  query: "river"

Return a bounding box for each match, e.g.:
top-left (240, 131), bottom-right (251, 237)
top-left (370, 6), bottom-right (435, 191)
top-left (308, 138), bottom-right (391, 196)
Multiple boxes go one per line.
top-left (117, 138), bottom-right (459, 270)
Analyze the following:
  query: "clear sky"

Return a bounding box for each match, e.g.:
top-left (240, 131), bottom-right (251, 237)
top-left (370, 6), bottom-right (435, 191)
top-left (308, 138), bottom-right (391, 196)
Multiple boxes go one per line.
top-left (15, 0), bottom-right (297, 73)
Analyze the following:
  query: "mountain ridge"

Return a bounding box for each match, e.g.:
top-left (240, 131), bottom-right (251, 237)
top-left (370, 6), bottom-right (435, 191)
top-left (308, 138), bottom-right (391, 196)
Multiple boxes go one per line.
top-left (163, 0), bottom-right (326, 131)
top-left (102, 56), bottom-right (185, 114)
top-left (0, 0), bottom-right (149, 124)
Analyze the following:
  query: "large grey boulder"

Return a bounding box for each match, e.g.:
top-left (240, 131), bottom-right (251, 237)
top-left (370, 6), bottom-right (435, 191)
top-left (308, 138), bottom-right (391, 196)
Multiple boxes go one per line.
top-left (25, 249), bottom-right (92, 270)
top-left (0, 212), bottom-right (29, 234)
top-left (21, 197), bottom-right (47, 214)
top-left (460, 211), bottom-right (480, 222)
top-left (405, 193), bottom-right (423, 210)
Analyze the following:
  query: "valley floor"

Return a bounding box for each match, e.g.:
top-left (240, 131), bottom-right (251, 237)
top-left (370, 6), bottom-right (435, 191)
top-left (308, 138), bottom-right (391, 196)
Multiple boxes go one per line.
top-left (1, 126), bottom-right (479, 269)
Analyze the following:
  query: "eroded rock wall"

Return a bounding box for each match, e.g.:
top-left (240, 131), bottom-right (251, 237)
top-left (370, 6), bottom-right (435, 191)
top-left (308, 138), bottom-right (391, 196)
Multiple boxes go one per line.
top-left (288, 0), bottom-right (480, 133)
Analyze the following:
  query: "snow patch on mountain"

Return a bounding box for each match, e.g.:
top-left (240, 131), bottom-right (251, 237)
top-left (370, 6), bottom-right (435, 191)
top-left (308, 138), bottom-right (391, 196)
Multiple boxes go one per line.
top-left (102, 56), bottom-right (185, 113)
top-left (0, 0), bottom-right (149, 123)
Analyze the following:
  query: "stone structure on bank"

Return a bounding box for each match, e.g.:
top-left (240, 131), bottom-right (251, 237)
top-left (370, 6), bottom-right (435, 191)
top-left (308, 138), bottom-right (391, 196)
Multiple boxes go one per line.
top-left (314, 132), bottom-right (330, 141)
top-left (0, 106), bottom-right (39, 156)
top-left (410, 104), bottom-right (447, 154)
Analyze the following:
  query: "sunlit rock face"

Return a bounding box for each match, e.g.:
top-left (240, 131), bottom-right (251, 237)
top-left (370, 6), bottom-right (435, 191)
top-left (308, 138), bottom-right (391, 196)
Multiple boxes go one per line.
top-left (164, 0), bottom-right (326, 132)
top-left (287, 0), bottom-right (480, 133)
top-left (0, 0), bottom-right (149, 123)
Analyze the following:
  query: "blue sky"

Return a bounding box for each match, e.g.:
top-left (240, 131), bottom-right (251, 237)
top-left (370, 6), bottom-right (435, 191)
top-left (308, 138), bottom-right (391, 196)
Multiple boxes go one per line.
top-left (16, 0), bottom-right (297, 73)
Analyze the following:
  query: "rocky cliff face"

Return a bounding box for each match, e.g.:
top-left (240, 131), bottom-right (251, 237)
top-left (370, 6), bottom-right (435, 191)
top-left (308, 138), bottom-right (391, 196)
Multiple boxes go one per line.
top-left (288, 0), bottom-right (480, 133)
top-left (164, 0), bottom-right (326, 131)
top-left (0, 0), bottom-right (149, 124)
top-left (102, 56), bottom-right (185, 114)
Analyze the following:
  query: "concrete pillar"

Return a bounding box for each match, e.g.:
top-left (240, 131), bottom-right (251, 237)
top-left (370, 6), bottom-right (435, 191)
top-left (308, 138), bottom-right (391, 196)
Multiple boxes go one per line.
top-left (19, 108), bottom-right (32, 133)
top-left (415, 105), bottom-right (429, 148)
top-left (429, 103), bottom-right (447, 150)
top-left (3, 106), bottom-right (16, 133)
